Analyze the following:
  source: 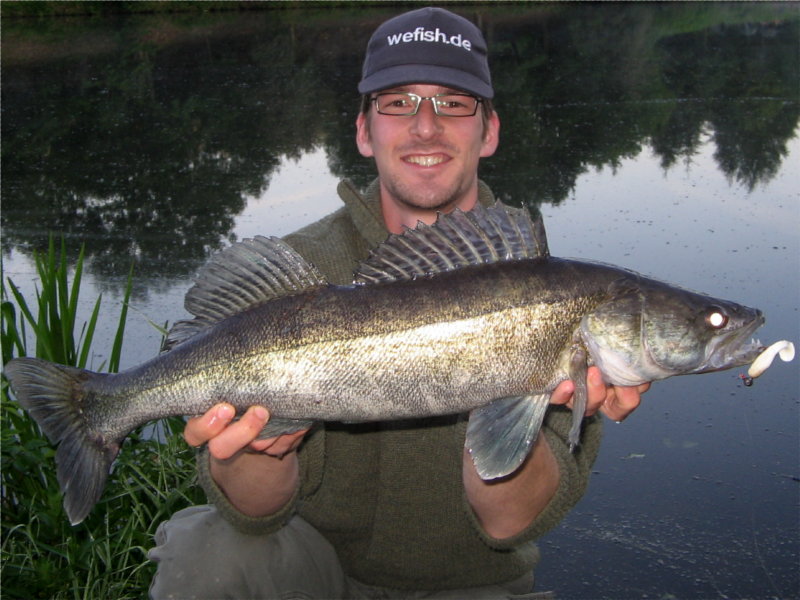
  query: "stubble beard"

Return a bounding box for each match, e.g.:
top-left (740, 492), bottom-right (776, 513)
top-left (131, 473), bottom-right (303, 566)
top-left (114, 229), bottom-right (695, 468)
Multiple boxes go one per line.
top-left (362, 114), bottom-right (483, 213)
top-left (382, 172), bottom-right (473, 213)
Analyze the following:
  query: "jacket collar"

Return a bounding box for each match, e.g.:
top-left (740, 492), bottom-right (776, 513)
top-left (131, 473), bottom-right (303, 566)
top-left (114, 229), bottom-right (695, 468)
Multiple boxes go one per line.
top-left (336, 178), bottom-right (496, 249)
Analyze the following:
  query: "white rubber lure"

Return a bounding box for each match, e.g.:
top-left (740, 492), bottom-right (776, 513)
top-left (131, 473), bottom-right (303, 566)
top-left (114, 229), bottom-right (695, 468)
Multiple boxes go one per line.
top-left (747, 340), bottom-right (796, 378)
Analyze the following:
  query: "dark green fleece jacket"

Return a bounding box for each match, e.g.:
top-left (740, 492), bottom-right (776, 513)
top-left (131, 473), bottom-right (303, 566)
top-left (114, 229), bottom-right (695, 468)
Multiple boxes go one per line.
top-left (198, 179), bottom-right (602, 591)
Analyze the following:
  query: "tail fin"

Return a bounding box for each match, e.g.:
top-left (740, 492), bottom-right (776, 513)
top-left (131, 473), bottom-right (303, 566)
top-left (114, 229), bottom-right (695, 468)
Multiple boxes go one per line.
top-left (4, 357), bottom-right (121, 525)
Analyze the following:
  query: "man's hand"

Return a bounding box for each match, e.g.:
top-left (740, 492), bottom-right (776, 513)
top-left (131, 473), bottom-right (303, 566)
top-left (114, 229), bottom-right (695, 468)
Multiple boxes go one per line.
top-left (184, 403), bottom-right (309, 517)
top-left (464, 367), bottom-right (651, 539)
top-left (550, 365), bottom-right (650, 422)
top-left (184, 403), bottom-right (308, 459)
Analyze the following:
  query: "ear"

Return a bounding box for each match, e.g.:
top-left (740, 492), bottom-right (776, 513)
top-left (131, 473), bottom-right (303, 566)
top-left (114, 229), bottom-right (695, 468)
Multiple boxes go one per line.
top-left (480, 111), bottom-right (500, 158)
top-left (356, 112), bottom-right (374, 158)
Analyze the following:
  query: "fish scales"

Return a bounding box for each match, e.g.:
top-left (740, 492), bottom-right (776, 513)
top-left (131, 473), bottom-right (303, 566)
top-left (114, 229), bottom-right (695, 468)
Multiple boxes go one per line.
top-left (93, 258), bottom-right (613, 428)
top-left (4, 202), bottom-right (781, 525)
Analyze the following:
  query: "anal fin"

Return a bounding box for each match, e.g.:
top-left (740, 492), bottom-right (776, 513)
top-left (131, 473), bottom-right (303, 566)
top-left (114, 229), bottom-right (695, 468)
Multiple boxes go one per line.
top-left (465, 394), bottom-right (550, 480)
top-left (256, 417), bottom-right (314, 440)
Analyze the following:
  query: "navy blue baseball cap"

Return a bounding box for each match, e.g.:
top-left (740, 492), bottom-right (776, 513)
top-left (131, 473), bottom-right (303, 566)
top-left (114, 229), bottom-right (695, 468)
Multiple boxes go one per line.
top-left (358, 7), bottom-right (494, 99)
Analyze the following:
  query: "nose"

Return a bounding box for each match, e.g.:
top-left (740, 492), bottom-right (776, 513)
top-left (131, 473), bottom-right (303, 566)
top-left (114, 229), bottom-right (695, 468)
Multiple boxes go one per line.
top-left (409, 98), bottom-right (443, 140)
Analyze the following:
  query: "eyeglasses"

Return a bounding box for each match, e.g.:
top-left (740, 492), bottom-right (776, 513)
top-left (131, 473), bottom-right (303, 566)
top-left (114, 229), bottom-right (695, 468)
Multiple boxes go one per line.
top-left (371, 92), bottom-right (482, 117)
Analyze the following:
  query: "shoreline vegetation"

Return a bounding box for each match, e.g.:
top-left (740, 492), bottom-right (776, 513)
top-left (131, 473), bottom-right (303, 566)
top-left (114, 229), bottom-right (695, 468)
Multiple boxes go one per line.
top-left (1, 4), bottom-right (796, 597)
top-left (1, 242), bottom-right (204, 598)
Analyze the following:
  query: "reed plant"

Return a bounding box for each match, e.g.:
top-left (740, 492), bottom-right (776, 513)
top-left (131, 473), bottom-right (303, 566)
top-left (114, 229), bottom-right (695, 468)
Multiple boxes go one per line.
top-left (1, 238), bottom-right (205, 599)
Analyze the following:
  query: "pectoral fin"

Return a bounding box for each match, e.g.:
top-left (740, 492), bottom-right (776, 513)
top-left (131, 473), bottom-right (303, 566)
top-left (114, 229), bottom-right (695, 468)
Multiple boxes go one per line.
top-left (567, 345), bottom-right (589, 451)
top-left (465, 394), bottom-right (550, 480)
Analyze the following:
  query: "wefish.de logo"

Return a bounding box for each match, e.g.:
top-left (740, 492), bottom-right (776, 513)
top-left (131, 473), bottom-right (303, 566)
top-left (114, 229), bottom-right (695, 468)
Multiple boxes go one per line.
top-left (386, 27), bottom-right (473, 51)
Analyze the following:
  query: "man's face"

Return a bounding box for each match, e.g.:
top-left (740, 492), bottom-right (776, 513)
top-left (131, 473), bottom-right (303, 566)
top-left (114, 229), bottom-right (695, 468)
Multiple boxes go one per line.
top-left (356, 84), bottom-right (500, 216)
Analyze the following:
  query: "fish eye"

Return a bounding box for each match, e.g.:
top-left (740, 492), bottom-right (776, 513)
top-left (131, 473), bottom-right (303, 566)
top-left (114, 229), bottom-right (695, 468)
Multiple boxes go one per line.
top-left (705, 309), bottom-right (728, 329)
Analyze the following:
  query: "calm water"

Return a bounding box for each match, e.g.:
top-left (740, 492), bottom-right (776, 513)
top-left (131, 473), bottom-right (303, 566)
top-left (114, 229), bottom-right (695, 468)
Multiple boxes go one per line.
top-left (2, 5), bottom-right (798, 599)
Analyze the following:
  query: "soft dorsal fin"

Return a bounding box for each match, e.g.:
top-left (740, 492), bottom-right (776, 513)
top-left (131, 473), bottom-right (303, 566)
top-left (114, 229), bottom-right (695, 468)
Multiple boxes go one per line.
top-left (355, 202), bottom-right (549, 284)
top-left (163, 236), bottom-right (327, 350)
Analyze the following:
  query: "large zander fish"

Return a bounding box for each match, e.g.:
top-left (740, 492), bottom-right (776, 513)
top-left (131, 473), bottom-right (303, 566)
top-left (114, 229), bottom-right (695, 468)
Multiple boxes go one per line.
top-left (4, 203), bottom-right (780, 525)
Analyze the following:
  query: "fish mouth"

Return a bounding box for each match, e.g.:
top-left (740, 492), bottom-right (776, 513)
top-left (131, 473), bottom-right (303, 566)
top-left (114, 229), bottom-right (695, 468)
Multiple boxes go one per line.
top-left (695, 310), bottom-right (765, 373)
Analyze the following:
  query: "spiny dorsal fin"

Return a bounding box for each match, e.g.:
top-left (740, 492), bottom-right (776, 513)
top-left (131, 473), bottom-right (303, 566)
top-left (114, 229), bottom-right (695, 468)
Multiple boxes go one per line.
top-left (355, 202), bottom-right (549, 285)
top-left (163, 236), bottom-right (327, 350)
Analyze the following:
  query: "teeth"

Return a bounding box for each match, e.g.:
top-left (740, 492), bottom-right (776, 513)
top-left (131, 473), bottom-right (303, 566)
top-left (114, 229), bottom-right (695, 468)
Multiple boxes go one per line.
top-left (406, 155), bottom-right (444, 167)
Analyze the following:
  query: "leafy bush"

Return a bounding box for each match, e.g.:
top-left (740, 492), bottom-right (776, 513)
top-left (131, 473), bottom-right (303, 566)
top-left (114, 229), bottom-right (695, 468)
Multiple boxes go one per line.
top-left (1, 239), bottom-right (205, 599)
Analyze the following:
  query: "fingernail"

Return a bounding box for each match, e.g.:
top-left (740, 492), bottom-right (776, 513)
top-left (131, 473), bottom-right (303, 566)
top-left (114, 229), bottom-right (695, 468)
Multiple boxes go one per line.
top-left (253, 406), bottom-right (268, 421)
top-left (216, 404), bottom-right (234, 420)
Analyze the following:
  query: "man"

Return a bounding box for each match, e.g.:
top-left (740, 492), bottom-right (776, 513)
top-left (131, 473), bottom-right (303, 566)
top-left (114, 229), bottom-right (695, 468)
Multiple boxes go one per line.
top-left (149, 7), bottom-right (647, 598)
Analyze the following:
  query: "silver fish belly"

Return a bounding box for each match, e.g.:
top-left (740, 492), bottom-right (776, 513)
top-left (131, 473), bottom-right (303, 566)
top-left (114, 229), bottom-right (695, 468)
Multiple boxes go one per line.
top-left (4, 202), bottom-right (781, 525)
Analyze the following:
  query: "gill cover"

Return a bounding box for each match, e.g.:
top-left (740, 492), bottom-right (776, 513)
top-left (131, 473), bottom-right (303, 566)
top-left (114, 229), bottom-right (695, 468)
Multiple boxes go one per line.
top-left (579, 278), bottom-right (662, 386)
top-left (639, 283), bottom-right (725, 373)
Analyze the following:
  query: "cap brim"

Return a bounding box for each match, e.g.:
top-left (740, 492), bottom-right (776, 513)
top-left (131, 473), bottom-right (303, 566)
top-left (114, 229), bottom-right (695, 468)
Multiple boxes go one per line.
top-left (358, 64), bottom-right (494, 99)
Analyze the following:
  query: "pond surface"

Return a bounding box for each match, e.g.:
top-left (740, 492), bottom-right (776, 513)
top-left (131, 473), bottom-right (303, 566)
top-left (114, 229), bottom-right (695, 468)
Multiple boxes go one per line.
top-left (2, 4), bottom-right (798, 599)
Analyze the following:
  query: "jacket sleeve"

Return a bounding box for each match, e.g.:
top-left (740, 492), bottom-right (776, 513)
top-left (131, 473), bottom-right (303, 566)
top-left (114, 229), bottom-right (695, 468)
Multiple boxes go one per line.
top-left (464, 407), bottom-right (603, 549)
top-left (196, 425), bottom-right (326, 535)
top-left (195, 446), bottom-right (298, 535)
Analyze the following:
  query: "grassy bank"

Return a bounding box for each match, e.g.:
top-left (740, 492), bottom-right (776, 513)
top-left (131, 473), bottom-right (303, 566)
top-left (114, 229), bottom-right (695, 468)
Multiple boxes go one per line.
top-left (1, 240), bottom-right (204, 598)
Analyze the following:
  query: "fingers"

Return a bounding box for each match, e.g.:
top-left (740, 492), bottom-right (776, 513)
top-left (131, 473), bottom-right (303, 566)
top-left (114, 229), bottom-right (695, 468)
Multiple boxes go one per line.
top-left (548, 367), bottom-right (607, 413)
top-left (599, 382), bottom-right (648, 423)
top-left (251, 428), bottom-right (309, 458)
top-left (583, 367), bottom-right (608, 416)
top-left (183, 403), bottom-right (310, 461)
top-left (549, 379), bottom-right (575, 406)
top-left (184, 403), bottom-right (269, 460)
top-left (550, 366), bottom-right (651, 422)
top-left (184, 403), bottom-right (236, 447)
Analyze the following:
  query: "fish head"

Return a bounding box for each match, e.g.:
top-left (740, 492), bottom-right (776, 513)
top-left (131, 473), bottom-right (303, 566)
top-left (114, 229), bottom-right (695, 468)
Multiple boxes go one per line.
top-left (580, 276), bottom-right (765, 386)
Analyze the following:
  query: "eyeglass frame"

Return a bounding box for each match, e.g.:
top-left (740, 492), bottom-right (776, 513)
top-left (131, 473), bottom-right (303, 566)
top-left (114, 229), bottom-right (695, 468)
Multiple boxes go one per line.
top-left (370, 91), bottom-right (483, 117)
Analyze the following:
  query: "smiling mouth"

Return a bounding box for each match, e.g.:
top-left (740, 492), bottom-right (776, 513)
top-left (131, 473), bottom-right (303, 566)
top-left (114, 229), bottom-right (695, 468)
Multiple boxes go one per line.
top-left (404, 154), bottom-right (447, 167)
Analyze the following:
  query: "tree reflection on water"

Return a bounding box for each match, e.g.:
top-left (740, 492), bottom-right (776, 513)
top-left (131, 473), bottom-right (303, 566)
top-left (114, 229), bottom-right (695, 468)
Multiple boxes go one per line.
top-left (2, 4), bottom-right (797, 282)
top-left (1, 4), bottom-right (798, 600)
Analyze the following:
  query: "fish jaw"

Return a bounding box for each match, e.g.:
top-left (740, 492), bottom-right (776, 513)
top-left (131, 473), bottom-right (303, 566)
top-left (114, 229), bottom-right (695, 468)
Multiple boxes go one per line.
top-left (690, 310), bottom-right (765, 374)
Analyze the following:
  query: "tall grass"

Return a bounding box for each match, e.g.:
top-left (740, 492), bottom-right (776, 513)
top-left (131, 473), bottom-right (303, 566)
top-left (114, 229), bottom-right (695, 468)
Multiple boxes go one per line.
top-left (1, 239), bottom-right (205, 599)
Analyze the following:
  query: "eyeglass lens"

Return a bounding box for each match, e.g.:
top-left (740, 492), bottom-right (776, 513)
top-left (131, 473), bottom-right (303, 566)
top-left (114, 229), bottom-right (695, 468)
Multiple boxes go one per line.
top-left (373, 93), bottom-right (479, 117)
